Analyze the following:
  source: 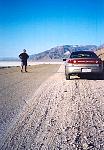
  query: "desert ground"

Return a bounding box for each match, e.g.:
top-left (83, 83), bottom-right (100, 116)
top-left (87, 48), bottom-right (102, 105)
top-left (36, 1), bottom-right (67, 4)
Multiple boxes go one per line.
top-left (0, 64), bottom-right (104, 150)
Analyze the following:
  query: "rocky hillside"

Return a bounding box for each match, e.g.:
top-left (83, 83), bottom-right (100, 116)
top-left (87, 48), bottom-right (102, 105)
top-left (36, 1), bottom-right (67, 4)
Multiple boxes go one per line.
top-left (30, 45), bottom-right (97, 61)
top-left (95, 48), bottom-right (104, 60)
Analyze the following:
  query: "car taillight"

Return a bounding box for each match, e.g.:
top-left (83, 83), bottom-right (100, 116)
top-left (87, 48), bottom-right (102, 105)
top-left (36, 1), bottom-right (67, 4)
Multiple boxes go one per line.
top-left (67, 59), bottom-right (77, 63)
top-left (95, 60), bottom-right (100, 64)
top-left (67, 59), bottom-right (102, 64)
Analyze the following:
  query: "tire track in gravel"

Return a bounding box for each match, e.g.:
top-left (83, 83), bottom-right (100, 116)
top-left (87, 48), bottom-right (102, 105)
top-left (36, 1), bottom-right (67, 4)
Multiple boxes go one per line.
top-left (1, 65), bottom-right (104, 150)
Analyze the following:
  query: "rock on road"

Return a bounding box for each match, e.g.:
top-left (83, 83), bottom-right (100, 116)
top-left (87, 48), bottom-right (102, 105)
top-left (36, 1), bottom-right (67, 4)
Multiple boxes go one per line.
top-left (0, 65), bottom-right (104, 150)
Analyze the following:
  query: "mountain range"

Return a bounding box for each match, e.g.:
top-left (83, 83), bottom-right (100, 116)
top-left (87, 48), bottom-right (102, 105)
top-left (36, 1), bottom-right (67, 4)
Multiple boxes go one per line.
top-left (29, 45), bottom-right (97, 61)
top-left (1, 44), bottom-right (104, 61)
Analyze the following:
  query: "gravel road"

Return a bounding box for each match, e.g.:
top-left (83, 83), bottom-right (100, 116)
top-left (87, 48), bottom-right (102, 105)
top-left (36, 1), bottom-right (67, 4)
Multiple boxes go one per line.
top-left (0, 65), bottom-right (104, 150)
top-left (0, 64), bottom-right (60, 146)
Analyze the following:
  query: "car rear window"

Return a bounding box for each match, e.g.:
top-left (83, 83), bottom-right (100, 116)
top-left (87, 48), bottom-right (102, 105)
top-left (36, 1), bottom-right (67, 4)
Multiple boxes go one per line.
top-left (70, 51), bottom-right (98, 58)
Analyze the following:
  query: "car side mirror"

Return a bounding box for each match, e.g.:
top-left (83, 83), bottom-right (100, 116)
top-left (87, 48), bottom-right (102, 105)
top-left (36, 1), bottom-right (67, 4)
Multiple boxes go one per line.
top-left (63, 58), bottom-right (66, 61)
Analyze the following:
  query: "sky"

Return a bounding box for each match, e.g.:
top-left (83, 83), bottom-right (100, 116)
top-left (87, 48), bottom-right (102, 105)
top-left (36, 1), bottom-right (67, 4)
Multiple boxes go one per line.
top-left (0, 0), bottom-right (104, 58)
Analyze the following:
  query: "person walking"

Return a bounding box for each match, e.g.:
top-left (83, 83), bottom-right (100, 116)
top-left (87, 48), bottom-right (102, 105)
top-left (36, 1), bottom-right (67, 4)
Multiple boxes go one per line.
top-left (19, 49), bottom-right (29, 72)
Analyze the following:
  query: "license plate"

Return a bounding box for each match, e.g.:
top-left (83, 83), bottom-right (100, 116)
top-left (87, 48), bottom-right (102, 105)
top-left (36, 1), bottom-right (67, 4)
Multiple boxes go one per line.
top-left (82, 68), bottom-right (91, 72)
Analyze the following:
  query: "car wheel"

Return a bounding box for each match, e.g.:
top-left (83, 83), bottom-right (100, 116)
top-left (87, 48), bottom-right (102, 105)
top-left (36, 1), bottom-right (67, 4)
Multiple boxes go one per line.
top-left (97, 73), bottom-right (104, 80)
top-left (66, 74), bottom-right (70, 80)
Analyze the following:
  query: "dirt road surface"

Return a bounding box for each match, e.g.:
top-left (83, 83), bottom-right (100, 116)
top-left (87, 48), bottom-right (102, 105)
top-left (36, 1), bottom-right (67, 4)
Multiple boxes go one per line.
top-left (0, 65), bottom-right (60, 145)
top-left (0, 64), bottom-right (104, 149)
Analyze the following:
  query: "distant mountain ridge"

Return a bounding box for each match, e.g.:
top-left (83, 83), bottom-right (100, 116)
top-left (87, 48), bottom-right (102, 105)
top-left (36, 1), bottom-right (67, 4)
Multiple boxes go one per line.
top-left (1, 44), bottom-right (102, 61)
top-left (30, 45), bottom-right (97, 61)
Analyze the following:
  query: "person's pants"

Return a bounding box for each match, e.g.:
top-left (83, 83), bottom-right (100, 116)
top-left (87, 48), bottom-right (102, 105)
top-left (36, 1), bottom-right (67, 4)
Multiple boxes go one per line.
top-left (21, 61), bottom-right (27, 71)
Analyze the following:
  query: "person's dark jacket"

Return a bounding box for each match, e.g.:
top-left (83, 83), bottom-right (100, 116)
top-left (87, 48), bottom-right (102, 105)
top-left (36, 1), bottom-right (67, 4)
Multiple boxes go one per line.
top-left (19, 53), bottom-right (29, 62)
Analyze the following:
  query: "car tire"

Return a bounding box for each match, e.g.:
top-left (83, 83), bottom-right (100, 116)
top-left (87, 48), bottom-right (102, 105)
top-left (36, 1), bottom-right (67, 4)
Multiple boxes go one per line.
top-left (94, 73), bottom-right (103, 80)
top-left (98, 73), bottom-right (104, 80)
top-left (66, 74), bottom-right (70, 80)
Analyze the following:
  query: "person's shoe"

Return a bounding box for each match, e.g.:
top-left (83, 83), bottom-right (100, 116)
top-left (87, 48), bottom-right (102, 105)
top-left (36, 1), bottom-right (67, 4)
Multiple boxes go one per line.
top-left (21, 70), bottom-right (23, 72)
top-left (25, 70), bottom-right (27, 72)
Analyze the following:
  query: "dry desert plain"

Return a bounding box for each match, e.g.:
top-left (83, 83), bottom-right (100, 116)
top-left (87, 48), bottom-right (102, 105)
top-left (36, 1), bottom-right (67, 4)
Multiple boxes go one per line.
top-left (0, 64), bottom-right (104, 150)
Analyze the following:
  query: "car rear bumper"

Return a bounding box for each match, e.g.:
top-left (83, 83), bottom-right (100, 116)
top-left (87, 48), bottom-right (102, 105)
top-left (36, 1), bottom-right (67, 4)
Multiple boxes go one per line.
top-left (65, 65), bottom-right (103, 75)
